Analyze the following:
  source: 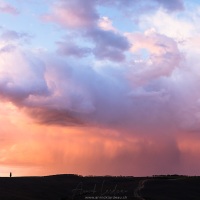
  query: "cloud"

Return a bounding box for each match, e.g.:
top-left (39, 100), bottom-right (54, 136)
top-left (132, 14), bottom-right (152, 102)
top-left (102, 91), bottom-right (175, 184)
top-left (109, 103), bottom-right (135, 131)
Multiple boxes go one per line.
top-left (0, 0), bottom-right (199, 135)
top-left (42, 0), bottom-right (184, 64)
top-left (125, 29), bottom-right (181, 85)
top-left (0, 45), bottom-right (175, 134)
top-left (0, 28), bottom-right (196, 135)
top-left (98, 17), bottom-right (116, 32)
top-left (43, 0), bottom-right (130, 62)
top-left (42, 0), bottom-right (98, 29)
top-left (56, 41), bottom-right (91, 58)
top-left (0, 48), bottom-right (49, 103)
top-left (43, 0), bottom-right (184, 32)
top-left (139, 9), bottom-right (194, 40)
top-left (0, 30), bottom-right (31, 42)
top-left (0, 44), bottom-right (15, 54)
top-left (0, 1), bottom-right (19, 15)
top-left (27, 108), bottom-right (84, 126)
top-left (0, 110), bottom-right (199, 176)
top-left (0, 116), bottom-right (186, 176)
top-left (86, 28), bottom-right (130, 62)
top-left (56, 31), bottom-right (130, 63)
top-left (154, 0), bottom-right (184, 11)
top-left (98, 0), bottom-right (184, 12)
top-left (0, 107), bottom-right (180, 176)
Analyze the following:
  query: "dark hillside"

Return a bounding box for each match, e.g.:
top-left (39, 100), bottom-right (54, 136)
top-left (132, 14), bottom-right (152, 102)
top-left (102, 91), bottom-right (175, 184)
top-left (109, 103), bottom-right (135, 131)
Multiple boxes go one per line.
top-left (0, 175), bottom-right (200, 199)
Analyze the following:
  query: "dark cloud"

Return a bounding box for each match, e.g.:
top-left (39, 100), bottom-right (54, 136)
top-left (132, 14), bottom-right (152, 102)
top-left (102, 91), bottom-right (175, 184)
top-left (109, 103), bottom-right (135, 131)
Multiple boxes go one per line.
top-left (155, 0), bottom-right (184, 11)
top-left (98, 0), bottom-right (184, 11)
top-left (86, 28), bottom-right (130, 62)
top-left (56, 41), bottom-right (91, 57)
top-left (26, 108), bottom-right (84, 126)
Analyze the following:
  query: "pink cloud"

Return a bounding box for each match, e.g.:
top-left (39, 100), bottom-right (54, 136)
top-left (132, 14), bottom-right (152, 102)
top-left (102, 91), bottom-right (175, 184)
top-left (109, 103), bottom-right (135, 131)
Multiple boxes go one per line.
top-left (43, 0), bottom-right (130, 62)
top-left (43, 0), bottom-right (98, 29)
top-left (0, 2), bottom-right (19, 15)
top-left (98, 17), bottom-right (116, 32)
top-left (125, 30), bottom-right (181, 86)
top-left (42, 0), bottom-right (184, 34)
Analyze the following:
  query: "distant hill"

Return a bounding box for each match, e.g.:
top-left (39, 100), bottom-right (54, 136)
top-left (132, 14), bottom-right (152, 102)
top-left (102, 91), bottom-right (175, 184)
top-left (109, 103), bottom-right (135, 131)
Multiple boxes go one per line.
top-left (0, 174), bottom-right (200, 199)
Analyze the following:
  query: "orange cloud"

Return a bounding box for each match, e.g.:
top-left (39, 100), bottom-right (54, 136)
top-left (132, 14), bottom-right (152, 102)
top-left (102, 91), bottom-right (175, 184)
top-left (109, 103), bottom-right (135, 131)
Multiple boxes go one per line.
top-left (0, 101), bottom-right (200, 177)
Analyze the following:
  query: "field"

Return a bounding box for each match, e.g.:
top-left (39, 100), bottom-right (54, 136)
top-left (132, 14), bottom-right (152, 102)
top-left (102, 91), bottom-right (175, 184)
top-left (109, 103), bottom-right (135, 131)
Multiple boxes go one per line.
top-left (0, 174), bottom-right (200, 199)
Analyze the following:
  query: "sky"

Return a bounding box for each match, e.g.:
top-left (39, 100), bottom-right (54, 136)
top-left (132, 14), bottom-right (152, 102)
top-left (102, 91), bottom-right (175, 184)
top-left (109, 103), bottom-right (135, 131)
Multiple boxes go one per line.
top-left (1, 0), bottom-right (200, 177)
